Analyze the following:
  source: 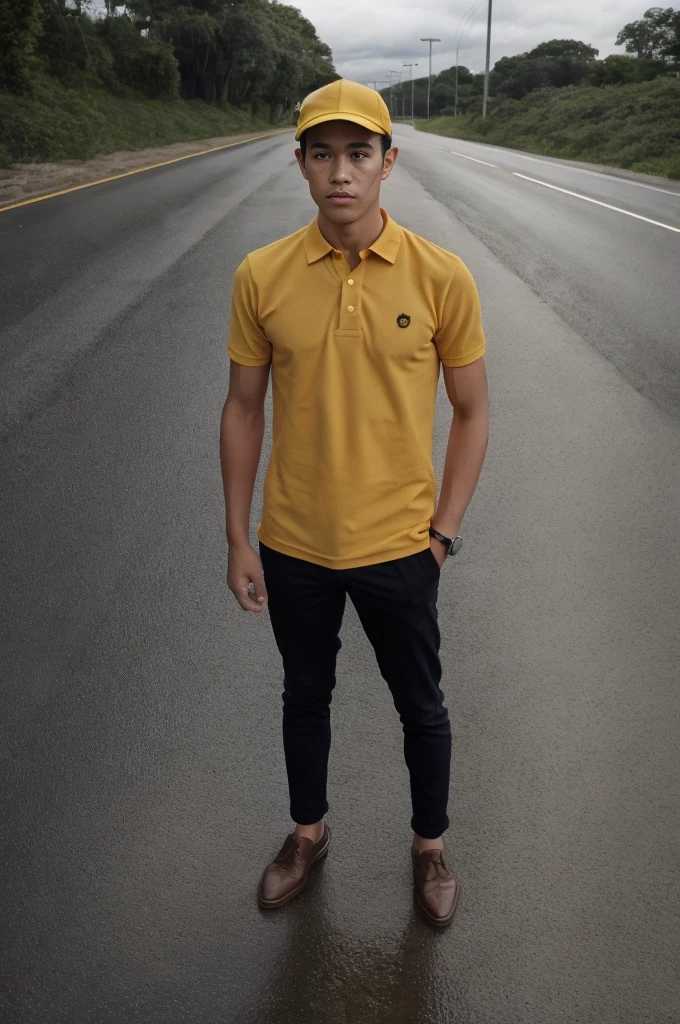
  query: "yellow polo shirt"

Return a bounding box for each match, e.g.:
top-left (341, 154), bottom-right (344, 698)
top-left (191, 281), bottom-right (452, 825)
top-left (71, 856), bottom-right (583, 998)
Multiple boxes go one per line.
top-left (228, 210), bottom-right (485, 569)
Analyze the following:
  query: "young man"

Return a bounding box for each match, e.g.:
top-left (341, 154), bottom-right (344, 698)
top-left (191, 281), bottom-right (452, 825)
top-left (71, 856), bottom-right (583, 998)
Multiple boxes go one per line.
top-left (220, 80), bottom-right (488, 927)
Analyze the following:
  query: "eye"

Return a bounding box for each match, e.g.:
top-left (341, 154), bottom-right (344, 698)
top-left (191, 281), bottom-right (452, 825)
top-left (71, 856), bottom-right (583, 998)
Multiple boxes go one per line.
top-left (351, 152), bottom-right (367, 159)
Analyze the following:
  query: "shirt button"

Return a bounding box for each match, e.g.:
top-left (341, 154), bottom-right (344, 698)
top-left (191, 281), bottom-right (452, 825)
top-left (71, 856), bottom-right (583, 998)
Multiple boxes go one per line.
top-left (347, 279), bottom-right (354, 285)
top-left (347, 305), bottom-right (355, 312)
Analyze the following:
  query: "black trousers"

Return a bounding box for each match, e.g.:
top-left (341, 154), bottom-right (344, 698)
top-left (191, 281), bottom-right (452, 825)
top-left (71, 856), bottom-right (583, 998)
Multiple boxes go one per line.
top-left (259, 543), bottom-right (451, 839)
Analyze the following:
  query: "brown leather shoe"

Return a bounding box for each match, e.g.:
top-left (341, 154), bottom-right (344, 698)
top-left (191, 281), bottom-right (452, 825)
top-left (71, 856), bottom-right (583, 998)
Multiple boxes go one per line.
top-left (258, 824), bottom-right (331, 909)
top-left (412, 847), bottom-right (459, 927)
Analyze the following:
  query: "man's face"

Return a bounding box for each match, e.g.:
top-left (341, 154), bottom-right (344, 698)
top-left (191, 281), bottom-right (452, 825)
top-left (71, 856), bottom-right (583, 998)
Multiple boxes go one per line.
top-left (295, 120), bottom-right (398, 224)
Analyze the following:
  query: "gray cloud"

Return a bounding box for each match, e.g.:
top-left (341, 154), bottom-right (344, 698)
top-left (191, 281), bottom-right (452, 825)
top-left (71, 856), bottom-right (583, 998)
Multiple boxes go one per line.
top-left (296, 0), bottom-right (648, 82)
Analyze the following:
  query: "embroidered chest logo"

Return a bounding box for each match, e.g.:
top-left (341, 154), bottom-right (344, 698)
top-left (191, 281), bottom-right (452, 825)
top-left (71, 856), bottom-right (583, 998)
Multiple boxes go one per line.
top-left (396, 313), bottom-right (411, 329)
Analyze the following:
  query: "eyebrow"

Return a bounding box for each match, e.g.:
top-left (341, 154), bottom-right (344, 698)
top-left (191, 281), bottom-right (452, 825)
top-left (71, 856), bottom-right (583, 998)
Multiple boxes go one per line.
top-left (309, 141), bottom-right (375, 150)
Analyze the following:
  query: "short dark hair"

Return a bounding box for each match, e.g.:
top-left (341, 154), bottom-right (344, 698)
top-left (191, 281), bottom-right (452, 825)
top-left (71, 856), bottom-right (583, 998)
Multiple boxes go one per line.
top-left (299, 131), bottom-right (392, 161)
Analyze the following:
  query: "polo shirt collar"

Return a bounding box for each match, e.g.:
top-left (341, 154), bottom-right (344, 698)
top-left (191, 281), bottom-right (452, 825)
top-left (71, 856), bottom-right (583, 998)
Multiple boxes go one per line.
top-left (303, 209), bottom-right (402, 265)
top-left (368, 210), bottom-right (401, 264)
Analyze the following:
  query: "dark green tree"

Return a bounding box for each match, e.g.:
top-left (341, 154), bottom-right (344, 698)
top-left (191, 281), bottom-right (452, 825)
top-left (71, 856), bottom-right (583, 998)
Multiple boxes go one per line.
top-left (0, 0), bottom-right (43, 91)
top-left (0, 0), bottom-right (330, 121)
top-left (120, 0), bottom-right (335, 111)
top-left (99, 12), bottom-right (179, 98)
top-left (588, 52), bottom-right (670, 86)
top-left (36, 0), bottom-right (116, 90)
top-left (530, 39), bottom-right (599, 61)
top-left (616, 6), bottom-right (680, 62)
top-left (490, 40), bottom-right (599, 100)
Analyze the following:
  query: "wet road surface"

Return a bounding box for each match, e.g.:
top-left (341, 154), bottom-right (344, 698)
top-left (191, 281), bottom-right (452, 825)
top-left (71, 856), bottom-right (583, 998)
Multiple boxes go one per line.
top-left (2, 130), bottom-right (680, 1023)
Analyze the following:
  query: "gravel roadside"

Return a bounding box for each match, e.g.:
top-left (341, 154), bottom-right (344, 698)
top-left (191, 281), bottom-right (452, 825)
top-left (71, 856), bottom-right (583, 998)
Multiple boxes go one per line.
top-left (0, 128), bottom-right (292, 210)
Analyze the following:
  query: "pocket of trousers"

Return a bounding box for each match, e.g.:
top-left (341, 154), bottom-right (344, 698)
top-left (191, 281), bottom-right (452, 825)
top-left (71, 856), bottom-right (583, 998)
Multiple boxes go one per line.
top-left (391, 549), bottom-right (441, 603)
top-left (422, 547), bottom-right (442, 575)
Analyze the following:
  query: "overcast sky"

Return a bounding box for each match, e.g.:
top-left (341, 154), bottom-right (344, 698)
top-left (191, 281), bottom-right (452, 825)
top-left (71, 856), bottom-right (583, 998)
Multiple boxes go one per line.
top-left (295, 0), bottom-right (648, 84)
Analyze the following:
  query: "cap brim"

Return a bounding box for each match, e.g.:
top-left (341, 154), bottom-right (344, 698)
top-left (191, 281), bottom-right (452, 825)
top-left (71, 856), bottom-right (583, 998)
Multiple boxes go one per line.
top-left (295, 112), bottom-right (390, 141)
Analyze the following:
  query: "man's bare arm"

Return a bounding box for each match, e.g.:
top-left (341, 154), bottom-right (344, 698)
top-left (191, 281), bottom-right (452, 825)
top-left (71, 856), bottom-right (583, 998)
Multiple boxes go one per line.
top-left (220, 360), bottom-right (270, 612)
top-left (431, 358), bottom-right (489, 561)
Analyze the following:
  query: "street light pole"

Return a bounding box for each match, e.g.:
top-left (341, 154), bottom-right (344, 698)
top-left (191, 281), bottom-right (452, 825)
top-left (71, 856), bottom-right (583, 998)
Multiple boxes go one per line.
top-left (483, 0), bottom-right (493, 117)
top-left (403, 62), bottom-right (419, 120)
top-left (420, 37), bottom-right (440, 119)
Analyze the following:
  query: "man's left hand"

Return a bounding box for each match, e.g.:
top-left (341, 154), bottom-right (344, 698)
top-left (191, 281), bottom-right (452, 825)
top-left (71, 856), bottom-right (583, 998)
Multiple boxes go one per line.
top-left (430, 538), bottom-right (447, 569)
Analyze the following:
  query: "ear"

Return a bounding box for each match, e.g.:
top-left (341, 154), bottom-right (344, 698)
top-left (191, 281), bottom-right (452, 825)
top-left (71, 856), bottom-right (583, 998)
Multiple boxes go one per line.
top-left (381, 146), bottom-right (398, 181)
top-left (295, 148), bottom-right (309, 181)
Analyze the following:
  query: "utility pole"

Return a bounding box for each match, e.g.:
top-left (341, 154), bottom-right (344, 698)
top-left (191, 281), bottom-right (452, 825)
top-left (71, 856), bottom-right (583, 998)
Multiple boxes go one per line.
top-left (403, 62), bottom-right (419, 120)
top-left (420, 37), bottom-right (440, 119)
top-left (482, 0), bottom-right (493, 117)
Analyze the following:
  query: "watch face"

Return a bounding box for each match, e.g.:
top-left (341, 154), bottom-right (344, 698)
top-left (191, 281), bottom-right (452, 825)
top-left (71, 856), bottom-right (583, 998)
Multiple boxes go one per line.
top-left (450, 536), bottom-right (463, 556)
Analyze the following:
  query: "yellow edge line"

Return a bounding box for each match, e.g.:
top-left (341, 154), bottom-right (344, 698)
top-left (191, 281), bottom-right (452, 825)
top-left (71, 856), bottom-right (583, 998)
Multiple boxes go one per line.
top-left (0, 130), bottom-right (291, 214)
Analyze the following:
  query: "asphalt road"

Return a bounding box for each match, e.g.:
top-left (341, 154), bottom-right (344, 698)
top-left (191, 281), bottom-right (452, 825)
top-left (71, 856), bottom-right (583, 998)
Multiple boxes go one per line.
top-left (1, 128), bottom-right (679, 1024)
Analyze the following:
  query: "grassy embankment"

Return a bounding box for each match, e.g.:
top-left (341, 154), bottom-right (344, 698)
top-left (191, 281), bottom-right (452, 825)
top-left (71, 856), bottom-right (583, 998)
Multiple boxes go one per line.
top-left (0, 76), bottom-right (278, 168)
top-left (417, 77), bottom-right (680, 179)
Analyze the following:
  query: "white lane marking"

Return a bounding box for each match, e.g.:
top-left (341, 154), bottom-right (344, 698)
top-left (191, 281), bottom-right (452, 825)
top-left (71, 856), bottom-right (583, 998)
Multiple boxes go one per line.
top-left (449, 150), bottom-right (498, 168)
top-left (555, 166), bottom-right (680, 197)
top-left (472, 145), bottom-right (680, 196)
top-left (513, 173), bottom-right (680, 233)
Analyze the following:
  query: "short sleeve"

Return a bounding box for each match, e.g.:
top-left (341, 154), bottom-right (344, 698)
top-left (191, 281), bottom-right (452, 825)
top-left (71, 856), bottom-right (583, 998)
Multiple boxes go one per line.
top-left (434, 259), bottom-right (486, 367)
top-left (227, 257), bottom-right (272, 366)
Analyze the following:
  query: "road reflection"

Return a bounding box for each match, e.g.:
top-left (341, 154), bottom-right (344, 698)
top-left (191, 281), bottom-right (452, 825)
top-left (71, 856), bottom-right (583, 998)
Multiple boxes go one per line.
top-left (253, 890), bottom-right (462, 1024)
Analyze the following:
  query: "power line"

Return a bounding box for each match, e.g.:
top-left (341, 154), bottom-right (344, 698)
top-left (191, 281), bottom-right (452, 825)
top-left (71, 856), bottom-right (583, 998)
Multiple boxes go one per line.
top-left (483, 0), bottom-right (493, 117)
top-left (420, 37), bottom-right (440, 119)
top-left (453, 2), bottom-right (481, 117)
top-left (386, 70), bottom-right (401, 118)
top-left (403, 62), bottom-right (419, 121)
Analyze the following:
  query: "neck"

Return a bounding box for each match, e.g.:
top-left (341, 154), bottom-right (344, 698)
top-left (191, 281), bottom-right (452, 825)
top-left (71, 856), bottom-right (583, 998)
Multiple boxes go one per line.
top-left (317, 203), bottom-right (384, 270)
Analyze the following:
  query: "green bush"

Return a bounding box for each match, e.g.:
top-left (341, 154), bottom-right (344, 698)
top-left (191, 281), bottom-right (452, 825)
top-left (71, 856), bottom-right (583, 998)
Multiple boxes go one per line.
top-left (417, 77), bottom-right (680, 178)
top-left (0, 75), bottom-right (273, 165)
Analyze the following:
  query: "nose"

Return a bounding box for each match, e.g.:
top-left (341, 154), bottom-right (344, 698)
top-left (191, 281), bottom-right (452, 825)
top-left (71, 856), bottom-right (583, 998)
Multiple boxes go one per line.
top-left (329, 157), bottom-right (352, 185)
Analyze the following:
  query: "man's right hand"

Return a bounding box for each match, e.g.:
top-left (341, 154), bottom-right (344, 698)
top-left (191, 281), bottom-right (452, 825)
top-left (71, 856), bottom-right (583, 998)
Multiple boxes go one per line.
top-left (227, 543), bottom-right (268, 613)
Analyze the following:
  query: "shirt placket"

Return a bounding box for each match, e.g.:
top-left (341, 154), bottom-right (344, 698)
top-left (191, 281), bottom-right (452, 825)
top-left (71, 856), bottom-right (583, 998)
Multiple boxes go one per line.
top-left (333, 249), bottom-right (367, 330)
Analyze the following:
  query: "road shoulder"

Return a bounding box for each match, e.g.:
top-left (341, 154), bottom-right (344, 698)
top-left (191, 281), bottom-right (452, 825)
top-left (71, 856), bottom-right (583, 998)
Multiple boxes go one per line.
top-left (0, 128), bottom-right (292, 209)
top-left (411, 125), bottom-right (679, 189)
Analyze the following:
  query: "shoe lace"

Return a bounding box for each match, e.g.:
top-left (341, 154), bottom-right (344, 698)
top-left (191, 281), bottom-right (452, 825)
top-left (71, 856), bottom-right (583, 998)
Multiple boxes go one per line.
top-left (274, 834), bottom-right (302, 866)
top-left (418, 849), bottom-right (450, 881)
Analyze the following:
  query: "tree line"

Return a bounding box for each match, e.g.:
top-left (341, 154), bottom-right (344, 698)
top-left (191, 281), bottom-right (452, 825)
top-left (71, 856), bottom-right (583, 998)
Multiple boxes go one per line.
top-left (0, 0), bottom-right (337, 120)
top-left (383, 7), bottom-right (680, 119)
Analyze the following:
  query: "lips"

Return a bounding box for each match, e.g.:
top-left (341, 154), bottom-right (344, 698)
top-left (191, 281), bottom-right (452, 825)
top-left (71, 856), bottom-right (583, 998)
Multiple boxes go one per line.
top-left (328, 192), bottom-right (354, 205)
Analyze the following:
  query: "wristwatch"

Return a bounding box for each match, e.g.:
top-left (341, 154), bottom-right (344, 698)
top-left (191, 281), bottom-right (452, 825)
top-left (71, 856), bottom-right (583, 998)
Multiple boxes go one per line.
top-left (429, 528), bottom-right (463, 557)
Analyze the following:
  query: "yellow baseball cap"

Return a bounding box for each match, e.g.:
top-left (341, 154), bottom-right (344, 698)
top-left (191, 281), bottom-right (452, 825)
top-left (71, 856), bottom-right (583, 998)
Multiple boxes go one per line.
top-left (295, 79), bottom-right (392, 141)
